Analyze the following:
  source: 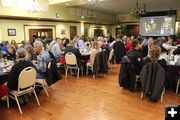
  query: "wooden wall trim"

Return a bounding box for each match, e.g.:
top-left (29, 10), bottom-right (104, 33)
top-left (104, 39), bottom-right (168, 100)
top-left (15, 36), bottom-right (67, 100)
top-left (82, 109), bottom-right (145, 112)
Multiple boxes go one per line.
top-left (23, 25), bottom-right (56, 40)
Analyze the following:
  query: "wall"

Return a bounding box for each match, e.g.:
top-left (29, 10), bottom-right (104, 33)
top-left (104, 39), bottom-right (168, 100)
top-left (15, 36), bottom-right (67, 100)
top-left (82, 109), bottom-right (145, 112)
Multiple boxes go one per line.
top-left (0, 19), bottom-right (111, 43)
top-left (0, 19), bottom-right (81, 43)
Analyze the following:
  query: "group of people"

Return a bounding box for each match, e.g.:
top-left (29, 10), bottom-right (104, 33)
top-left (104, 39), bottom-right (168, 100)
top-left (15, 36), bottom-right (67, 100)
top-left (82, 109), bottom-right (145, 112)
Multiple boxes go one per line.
top-left (0, 34), bottom-right (180, 103)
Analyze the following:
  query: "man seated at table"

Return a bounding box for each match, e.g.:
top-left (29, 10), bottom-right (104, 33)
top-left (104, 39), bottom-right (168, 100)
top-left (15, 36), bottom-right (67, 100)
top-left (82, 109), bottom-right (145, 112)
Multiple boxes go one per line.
top-left (51, 38), bottom-right (63, 62)
top-left (64, 41), bottom-right (82, 68)
top-left (142, 37), bottom-right (154, 57)
top-left (126, 40), bottom-right (143, 75)
top-left (33, 41), bottom-right (51, 79)
top-left (7, 48), bottom-right (35, 90)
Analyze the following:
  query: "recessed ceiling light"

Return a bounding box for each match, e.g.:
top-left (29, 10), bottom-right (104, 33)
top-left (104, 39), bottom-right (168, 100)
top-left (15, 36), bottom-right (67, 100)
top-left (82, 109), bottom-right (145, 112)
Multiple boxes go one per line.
top-left (81, 16), bottom-right (85, 19)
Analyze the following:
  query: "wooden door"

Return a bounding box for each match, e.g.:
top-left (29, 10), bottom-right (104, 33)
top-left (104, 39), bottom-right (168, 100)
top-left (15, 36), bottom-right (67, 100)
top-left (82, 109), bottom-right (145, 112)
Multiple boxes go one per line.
top-left (94, 29), bottom-right (103, 37)
top-left (125, 25), bottom-right (139, 37)
top-left (29, 29), bottom-right (53, 43)
top-left (70, 26), bottom-right (77, 40)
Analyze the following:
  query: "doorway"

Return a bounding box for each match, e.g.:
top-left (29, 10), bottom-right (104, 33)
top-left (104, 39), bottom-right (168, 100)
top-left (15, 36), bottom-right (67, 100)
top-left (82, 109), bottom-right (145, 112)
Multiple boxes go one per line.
top-left (70, 26), bottom-right (77, 40)
top-left (29, 29), bottom-right (53, 43)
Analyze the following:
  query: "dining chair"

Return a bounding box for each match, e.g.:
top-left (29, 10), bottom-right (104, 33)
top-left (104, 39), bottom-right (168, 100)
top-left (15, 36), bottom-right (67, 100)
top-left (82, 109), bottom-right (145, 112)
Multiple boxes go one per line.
top-left (65, 52), bottom-right (83, 79)
top-left (7, 67), bottom-right (40, 114)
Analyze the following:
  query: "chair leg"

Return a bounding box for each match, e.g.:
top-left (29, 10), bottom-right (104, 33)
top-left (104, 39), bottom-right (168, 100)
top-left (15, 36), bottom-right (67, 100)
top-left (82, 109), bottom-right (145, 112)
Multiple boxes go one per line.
top-left (161, 87), bottom-right (165, 103)
top-left (33, 89), bottom-right (40, 106)
top-left (42, 85), bottom-right (50, 97)
top-left (140, 92), bottom-right (144, 99)
top-left (176, 80), bottom-right (180, 93)
top-left (93, 74), bottom-right (95, 79)
top-left (77, 69), bottom-right (80, 79)
top-left (14, 95), bottom-right (22, 114)
top-left (65, 68), bottom-right (68, 79)
top-left (81, 66), bottom-right (83, 76)
top-left (7, 95), bottom-right (9, 108)
top-left (52, 84), bottom-right (55, 90)
top-left (86, 66), bottom-right (88, 75)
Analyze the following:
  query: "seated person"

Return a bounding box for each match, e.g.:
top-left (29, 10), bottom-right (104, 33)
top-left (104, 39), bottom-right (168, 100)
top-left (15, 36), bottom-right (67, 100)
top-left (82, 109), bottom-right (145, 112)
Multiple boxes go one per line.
top-left (33, 41), bottom-right (51, 79)
top-left (98, 37), bottom-right (110, 58)
top-left (173, 46), bottom-right (180, 55)
top-left (142, 38), bottom-right (154, 57)
top-left (87, 41), bottom-right (102, 66)
top-left (125, 37), bottom-right (132, 52)
top-left (64, 41), bottom-right (82, 68)
top-left (50, 38), bottom-right (63, 62)
top-left (144, 45), bottom-right (166, 69)
top-left (126, 40), bottom-right (143, 75)
top-left (7, 45), bottom-right (16, 61)
top-left (162, 36), bottom-right (177, 52)
top-left (113, 35), bottom-right (126, 63)
top-left (24, 44), bottom-right (37, 61)
top-left (7, 48), bottom-right (35, 90)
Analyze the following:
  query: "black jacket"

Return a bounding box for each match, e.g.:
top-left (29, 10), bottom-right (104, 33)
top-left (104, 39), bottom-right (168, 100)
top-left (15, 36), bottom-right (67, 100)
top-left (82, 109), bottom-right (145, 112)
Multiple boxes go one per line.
top-left (7, 60), bottom-right (35, 90)
top-left (64, 46), bottom-right (82, 67)
top-left (118, 56), bottom-right (136, 91)
top-left (140, 62), bottom-right (165, 101)
top-left (113, 41), bottom-right (126, 64)
top-left (126, 49), bottom-right (143, 75)
top-left (98, 51), bottom-right (108, 74)
top-left (141, 45), bottom-right (148, 57)
top-left (45, 59), bottom-right (62, 86)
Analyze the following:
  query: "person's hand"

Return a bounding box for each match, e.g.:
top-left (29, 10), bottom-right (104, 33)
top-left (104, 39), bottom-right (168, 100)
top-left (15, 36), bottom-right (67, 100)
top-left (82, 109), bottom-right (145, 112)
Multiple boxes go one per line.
top-left (32, 60), bottom-right (38, 64)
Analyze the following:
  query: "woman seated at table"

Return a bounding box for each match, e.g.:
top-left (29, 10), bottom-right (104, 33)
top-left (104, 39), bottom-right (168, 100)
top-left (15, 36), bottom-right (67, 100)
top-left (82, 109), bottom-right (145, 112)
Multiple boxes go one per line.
top-left (6, 44), bottom-right (16, 61)
top-left (144, 45), bottom-right (166, 69)
top-left (87, 41), bottom-right (102, 66)
top-left (24, 44), bottom-right (37, 61)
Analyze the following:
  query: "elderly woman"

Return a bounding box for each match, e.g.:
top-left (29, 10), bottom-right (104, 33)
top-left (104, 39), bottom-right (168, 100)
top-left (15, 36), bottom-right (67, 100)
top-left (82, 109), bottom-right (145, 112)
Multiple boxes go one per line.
top-left (87, 41), bottom-right (102, 66)
top-left (24, 44), bottom-right (37, 61)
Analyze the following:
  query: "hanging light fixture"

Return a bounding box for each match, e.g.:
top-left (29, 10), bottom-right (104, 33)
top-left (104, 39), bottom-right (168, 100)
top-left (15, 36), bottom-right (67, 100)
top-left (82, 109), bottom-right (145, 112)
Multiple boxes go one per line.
top-left (130, 0), bottom-right (146, 19)
top-left (84, 0), bottom-right (104, 7)
top-left (29, 0), bottom-right (41, 13)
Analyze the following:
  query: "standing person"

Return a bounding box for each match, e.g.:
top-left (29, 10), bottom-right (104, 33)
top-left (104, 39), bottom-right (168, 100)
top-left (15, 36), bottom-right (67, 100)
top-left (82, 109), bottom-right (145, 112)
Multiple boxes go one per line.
top-left (113, 35), bottom-right (126, 64)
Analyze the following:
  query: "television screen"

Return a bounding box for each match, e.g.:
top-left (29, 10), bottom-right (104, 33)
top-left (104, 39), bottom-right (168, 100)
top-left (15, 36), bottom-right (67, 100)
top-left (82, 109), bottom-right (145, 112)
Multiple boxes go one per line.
top-left (139, 15), bottom-right (175, 36)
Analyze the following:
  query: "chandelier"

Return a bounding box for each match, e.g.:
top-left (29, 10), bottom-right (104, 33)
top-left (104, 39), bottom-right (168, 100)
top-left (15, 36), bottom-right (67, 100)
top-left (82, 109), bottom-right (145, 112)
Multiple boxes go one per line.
top-left (29, 0), bottom-right (41, 13)
top-left (130, 0), bottom-right (146, 19)
top-left (84, 0), bottom-right (104, 7)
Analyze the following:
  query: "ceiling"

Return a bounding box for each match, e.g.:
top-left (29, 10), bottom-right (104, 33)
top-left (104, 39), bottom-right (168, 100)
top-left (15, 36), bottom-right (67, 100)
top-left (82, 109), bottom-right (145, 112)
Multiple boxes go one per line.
top-left (50, 0), bottom-right (180, 14)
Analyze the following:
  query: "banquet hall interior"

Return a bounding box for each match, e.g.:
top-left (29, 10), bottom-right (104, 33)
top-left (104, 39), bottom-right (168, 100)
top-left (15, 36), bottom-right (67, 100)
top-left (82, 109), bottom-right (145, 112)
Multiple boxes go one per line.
top-left (0, 0), bottom-right (180, 120)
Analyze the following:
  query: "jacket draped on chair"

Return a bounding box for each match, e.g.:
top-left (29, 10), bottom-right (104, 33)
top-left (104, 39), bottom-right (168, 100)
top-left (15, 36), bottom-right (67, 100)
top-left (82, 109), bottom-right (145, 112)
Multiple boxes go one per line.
top-left (140, 62), bottom-right (165, 101)
top-left (118, 56), bottom-right (136, 91)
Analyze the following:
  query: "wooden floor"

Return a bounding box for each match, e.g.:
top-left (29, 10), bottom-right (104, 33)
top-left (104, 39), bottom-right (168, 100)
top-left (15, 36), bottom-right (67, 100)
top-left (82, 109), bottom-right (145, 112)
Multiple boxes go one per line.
top-left (1, 64), bottom-right (180, 120)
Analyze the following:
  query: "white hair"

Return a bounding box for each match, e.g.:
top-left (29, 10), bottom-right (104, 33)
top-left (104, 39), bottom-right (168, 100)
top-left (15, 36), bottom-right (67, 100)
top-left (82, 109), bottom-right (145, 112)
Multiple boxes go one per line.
top-left (97, 37), bottom-right (104, 42)
top-left (33, 41), bottom-right (43, 48)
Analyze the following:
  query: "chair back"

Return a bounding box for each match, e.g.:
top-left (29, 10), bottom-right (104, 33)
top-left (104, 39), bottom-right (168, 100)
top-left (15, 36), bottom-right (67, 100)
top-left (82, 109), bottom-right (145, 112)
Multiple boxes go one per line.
top-left (65, 52), bottom-right (77, 66)
top-left (18, 67), bottom-right (36, 92)
top-left (108, 49), bottom-right (114, 61)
